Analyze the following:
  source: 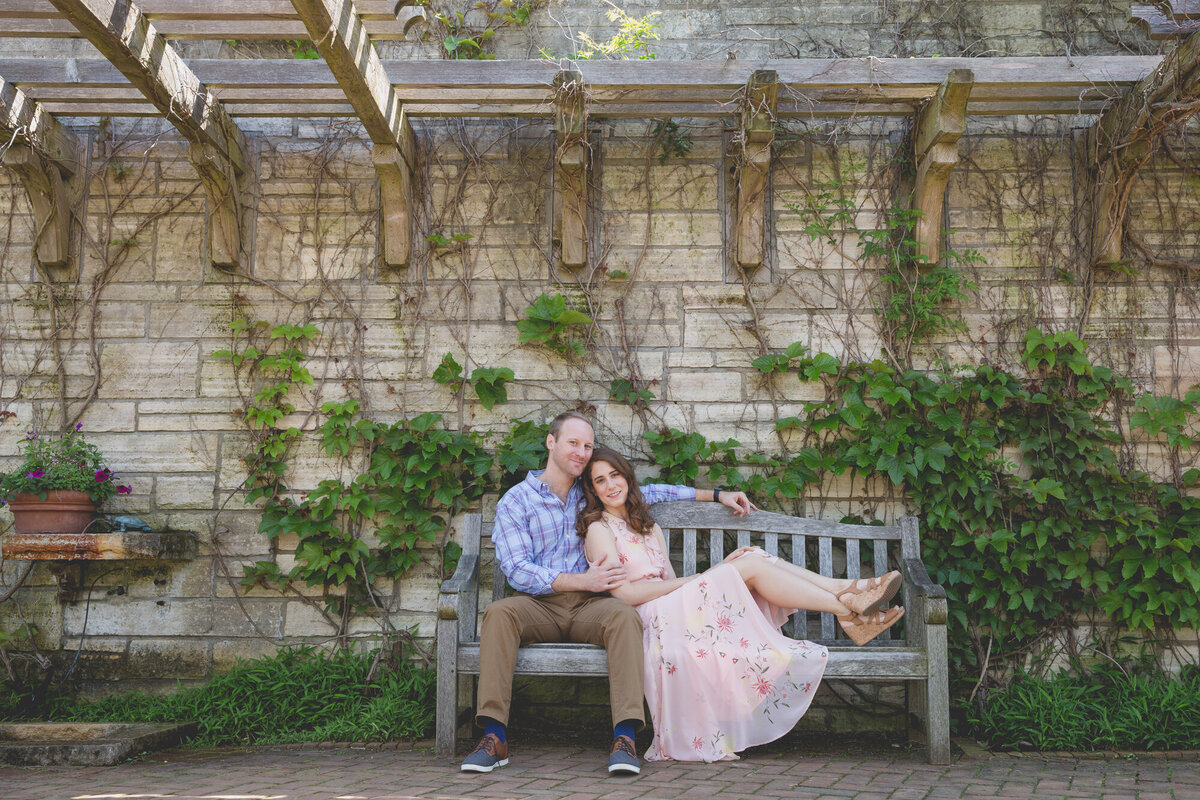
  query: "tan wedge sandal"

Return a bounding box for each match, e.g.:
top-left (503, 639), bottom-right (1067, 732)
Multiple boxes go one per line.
top-left (837, 606), bottom-right (905, 646)
top-left (834, 570), bottom-right (902, 617)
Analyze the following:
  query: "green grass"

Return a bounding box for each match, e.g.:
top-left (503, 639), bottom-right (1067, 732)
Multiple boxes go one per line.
top-left (1, 645), bottom-right (435, 746)
top-left (970, 665), bottom-right (1200, 751)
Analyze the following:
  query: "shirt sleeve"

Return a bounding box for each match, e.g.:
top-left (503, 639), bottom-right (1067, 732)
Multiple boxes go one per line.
top-left (640, 483), bottom-right (697, 505)
top-left (492, 494), bottom-right (559, 596)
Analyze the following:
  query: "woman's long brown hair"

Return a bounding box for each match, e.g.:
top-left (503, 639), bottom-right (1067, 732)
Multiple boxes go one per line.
top-left (576, 447), bottom-right (657, 538)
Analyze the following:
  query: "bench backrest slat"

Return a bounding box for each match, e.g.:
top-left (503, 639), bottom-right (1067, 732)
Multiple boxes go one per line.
top-left (790, 533), bottom-right (807, 638)
top-left (818, 536), bottom-right (836, 639)
top-left (708, 529), bottom-right (722, 565)
top-left (682, 528), bottom-right (697, 575)
top-left (874, 538), bottom-right (892, 640)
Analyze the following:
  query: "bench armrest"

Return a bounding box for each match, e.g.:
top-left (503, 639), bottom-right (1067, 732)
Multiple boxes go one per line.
top-left (902, 557), bottom-right (948, 625)
top-left (438, 552), bottom-right (480, 621)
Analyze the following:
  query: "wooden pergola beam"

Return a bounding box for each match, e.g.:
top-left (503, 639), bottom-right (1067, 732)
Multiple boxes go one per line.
top-left (911, 69), bottom-right (972, 266)
top-left (1088, 31), bottom-right (1200, 267)
top-left (0, 75), bottom-right (78, 267)
top-left (736, 70), bottom-right (777, 270)
top-left (290, 0), bottom-right (422, 267)
top-left (46, 0), bottom-right (251, 268)
top-left (554, 70), bottom-right (588, 269)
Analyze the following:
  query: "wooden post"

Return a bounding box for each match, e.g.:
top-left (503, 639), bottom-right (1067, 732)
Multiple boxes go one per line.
top-left (911, 69), bottom-right (972, 266)
top-left (736, 70), bottom-right (777, 270)
top-left (554, 70), bottom-right (588, 269)
top-left (45, 0), bottom-right (252, 269)
top-left (3, 144), bottom-right (71, 268)
top-left (290, 0), bottom-right (423, 267)
top-left (1088, 32), bottom-right (1200, 267)
top-left (0, 75), bottom-right (80, 269)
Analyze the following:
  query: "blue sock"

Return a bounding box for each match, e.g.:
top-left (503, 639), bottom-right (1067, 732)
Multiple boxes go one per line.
top-left (483, 717), bottom-right (506, 743)
top-left (614, 720), bottom-right (636, 741)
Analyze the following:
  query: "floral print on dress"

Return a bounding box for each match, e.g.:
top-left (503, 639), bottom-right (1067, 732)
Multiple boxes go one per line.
top-left (602, 514), bottom-right (829, 763)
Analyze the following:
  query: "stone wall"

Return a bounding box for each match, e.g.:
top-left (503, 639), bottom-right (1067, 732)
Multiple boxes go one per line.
top-left (0, 2), bottom-right (1198, 732)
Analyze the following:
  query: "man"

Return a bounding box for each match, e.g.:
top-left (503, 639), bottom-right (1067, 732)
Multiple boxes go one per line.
top-left (460, 411), bottom-right (754, 775)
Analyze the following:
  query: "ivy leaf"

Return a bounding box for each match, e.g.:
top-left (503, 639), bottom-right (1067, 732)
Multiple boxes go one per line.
top-left (470, 367), bottom-right (514, 410)
top-left (433, 353), bottom-right (465, 387)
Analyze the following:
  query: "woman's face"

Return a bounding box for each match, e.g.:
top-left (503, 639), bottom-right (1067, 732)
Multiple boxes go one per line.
top-left (589, 459), bottom-right (629, 513)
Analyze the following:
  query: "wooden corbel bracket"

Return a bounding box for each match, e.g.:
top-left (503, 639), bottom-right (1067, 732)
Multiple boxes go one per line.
top-left (554, 70), bottom-right (588, 269)
top-left (736, 70), bottom-right (778, 270)
top-left (3, 143), bottom-right (72, 268)
top-left (912, 69), bottom-right (973, 266)
top-left (372, 123), bottom-right (415, 268)
top-left (188, 143), bottom-right (247, 269)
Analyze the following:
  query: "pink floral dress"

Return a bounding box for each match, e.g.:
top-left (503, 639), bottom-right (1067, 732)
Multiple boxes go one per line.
top-left (604, 512), bottom-right (828, 762)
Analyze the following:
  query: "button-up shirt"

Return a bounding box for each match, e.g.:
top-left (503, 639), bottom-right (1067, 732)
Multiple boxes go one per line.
top-left (493, 470), bottom-right (696, 595)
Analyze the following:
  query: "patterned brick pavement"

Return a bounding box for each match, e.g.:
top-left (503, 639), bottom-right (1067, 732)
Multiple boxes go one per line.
top-left (2, 742), bottom-right (1198, 800)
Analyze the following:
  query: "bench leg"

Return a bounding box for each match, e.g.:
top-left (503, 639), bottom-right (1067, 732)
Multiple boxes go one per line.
top-left (436, 618), bottom-right (458, 757)
top-left (926, 624), bottom-right (951, 765)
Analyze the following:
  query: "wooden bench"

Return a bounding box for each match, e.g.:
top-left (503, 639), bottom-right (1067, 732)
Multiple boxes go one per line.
top-left (436, 502), bottom-right (950, 763)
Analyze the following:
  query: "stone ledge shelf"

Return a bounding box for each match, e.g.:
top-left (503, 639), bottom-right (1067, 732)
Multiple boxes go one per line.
top-left (0, 529), bottom-right (197, 561)
top-left (0, 529), bottom-right (198, 601)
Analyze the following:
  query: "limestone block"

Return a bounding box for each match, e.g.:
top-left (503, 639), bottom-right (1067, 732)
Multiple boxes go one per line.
top-left (64, 597), bottom-right (284, 638)
top-left (683, 312), bottom-right (765, 351)
top-left (99, 341), bottom-right (200, 400)
top-left (607, 211), bottom-right (724, 248)
top-left (119, 559), bottom-right (213, 600)
top-left (212, 636), bottom-right (284, 671)
top-left (0, 402), bottom-right (34, 454)
top-left (601, 164), bottom-right (719, 211)
top-left (156, 475), bottom-right (216, 510)
top-left (92, 430), bottom-right (218, 474)
top-left (74, 401), bottom-right (137, 433)
top-left (602, 246), bottom-right (723, 284)
top-left (666, 370), bottom-right (742, 403)
top-left (669, 350), bottom-right (715, 369)
top-left (397, 550), bottom-right (441, 612)
top-left (199, 358), bottom-right (243, 399)
top-left (283, 599), bottom-right (338, 637)
top-left (153, 215), bottom-right (207, 282)
top-left (426, 323), bottom-right (558, 381)
top-left (361, 320), bottom-right (425, 360)
top-left (127, 638), bottom-right (210, 679)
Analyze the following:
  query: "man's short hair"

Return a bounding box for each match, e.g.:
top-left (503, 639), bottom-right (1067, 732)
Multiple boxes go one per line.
top-left (548, 411), bottom-right (593, 438)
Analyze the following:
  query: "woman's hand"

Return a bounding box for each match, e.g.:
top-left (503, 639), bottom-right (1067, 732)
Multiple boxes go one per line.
top-left (721, 545), bottom-right (757, 564)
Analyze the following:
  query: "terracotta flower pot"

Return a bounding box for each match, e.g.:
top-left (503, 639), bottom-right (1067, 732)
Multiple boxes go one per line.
top-left (7, 490), bottom-right (98, 535)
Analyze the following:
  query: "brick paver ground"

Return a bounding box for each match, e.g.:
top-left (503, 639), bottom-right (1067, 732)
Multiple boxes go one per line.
top-left (2, 742), bottom-right (1198, 800)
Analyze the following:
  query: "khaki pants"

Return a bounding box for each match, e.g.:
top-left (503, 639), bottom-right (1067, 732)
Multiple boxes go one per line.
top-left (475, 591), bottom-right (645, 730)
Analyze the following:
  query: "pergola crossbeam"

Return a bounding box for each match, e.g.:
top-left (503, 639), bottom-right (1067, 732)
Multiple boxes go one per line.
top-left (0, 75), bottom-right (78, 267)
top-left (290, 0), bottom-right (422, 267)
top-left (912, 68), bottom-right (972, 266)
top-left (1087, 29), bottom-right (1200, 267)
top-left (46, 0), bottom-right (251, 267)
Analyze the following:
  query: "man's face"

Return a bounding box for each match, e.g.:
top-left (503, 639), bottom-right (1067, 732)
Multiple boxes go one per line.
top-left (546, 418), bottom-right (595, 479)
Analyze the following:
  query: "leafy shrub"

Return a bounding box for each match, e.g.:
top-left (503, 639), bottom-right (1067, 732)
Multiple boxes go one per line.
top-left (971, 665), bottom-right (1200, 751)
top-left (6, 646), bottom-right (434, 746)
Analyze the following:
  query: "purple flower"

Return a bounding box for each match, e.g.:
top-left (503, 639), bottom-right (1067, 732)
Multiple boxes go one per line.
top-left (75, 423), bottom-right (83, 431)
top-left (117, 485), bottom-right (132, 495)
top-left (26, 470), bottom-right (44, 479)
top-left (25, 431), bottom-right (37, 440)
top-left (95, 469), bottom-right (110, 482)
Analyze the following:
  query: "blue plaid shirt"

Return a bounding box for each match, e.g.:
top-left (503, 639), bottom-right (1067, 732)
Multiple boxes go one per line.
top-left (493, 470), bottom-right (696, 595)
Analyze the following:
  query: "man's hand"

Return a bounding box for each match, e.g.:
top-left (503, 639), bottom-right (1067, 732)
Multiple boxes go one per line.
top-left (579, 552), bottom-right (626, 592)
top-left (719, 490), bottom-right (756, 517)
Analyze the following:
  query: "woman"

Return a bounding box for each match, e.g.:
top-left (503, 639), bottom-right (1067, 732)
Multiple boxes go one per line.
top-left (578, 447), bottom-right (903, 762)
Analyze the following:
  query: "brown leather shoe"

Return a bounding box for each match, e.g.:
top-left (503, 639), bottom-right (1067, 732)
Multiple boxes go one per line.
top-left (461, 733), bottom-right (509, 773)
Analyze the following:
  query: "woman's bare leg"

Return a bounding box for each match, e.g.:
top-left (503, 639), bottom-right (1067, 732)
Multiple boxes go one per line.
top-left (726, 555), bottom-right (850, 615)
